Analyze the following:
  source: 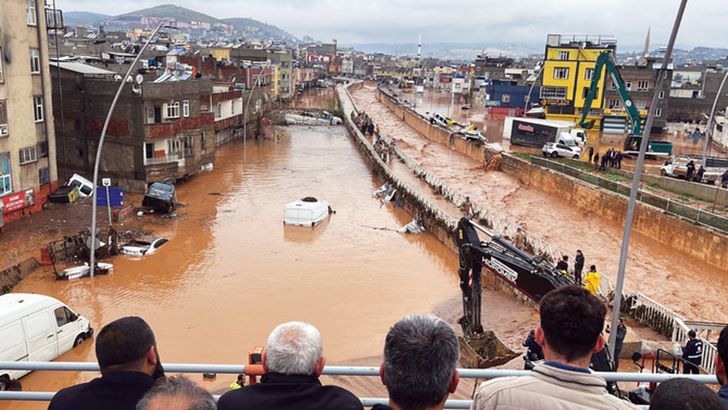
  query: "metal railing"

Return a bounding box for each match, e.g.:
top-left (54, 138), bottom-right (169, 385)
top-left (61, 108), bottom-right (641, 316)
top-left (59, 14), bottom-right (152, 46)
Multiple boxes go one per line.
top-left (143, 154), bottom-right (179, 166)
top-left (530, 156), bottom-right (728, 233)
top-left (0, 361), bottom-right (719, 407)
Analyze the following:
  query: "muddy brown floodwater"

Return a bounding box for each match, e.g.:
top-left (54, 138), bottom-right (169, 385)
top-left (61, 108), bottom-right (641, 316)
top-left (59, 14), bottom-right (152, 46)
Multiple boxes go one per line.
top-left (353, 84), bottom-right (728, 324)
top-left (5, 125), bottom-right (536, 409)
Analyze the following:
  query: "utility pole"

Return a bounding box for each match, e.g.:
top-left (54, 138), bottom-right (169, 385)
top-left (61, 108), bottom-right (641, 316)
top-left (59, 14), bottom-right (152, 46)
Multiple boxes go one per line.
top-left (701, 70), bottom-right (728, 167)
top-left (607, 0), bottom-right (688, 360)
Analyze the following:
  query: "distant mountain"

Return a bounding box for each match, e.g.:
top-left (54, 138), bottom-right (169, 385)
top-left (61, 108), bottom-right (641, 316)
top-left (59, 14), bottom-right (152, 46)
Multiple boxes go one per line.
top-left (63, 11), bottom-right (110, 27)
top-left (120, 4), bottom-right (219, 25)
top-left (222, 18), bottom-right (296, 43)
top-left (64, 4), bottom-right (296, 43)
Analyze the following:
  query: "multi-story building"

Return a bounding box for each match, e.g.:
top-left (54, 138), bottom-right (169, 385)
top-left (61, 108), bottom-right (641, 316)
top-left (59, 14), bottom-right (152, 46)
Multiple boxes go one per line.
top-left (268, 50), bottom-right (294, 101)
top-left (51, 62), bottom-right (215, 192)
top-left (0, 0), bottom-right (59, 226)
top-left (541, 34), bottom-right (616, 128)
top-left (602, 57), bottom-right (672, 133)
top-left (668, 68), bottom-right (728, 123)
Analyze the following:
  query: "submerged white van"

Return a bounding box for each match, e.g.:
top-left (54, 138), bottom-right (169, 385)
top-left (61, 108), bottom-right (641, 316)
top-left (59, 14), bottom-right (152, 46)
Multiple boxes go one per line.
top-left (0, 293), bottom-right (93, 390)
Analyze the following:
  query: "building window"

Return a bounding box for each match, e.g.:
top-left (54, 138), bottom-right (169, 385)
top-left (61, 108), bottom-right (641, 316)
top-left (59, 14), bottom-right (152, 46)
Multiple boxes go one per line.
top-left (165, 101), bottom-right (180, 119)
top-left (200, 131), bottom-right (206, 152)
top-left (558, 51), bottom-right (569, 61)
top-left (27, 0), bottom-right (37, 25)
top-left (183, 135), bottom-right (194, 157)
top-left (167, 138), bottom-right (180, 155)
top-left (0, 101), bottom-right (7, 137)
top-left (540, 86), bottom-right (568, 100)
top-left (182, 100), bottom-right (190, 117)
top-left (609, 82), bottom-right (616, 90)
top-left (37, 140), bottom-right (48, 158)
top-left (655, 107), bottom-right (662, 117)
top-left (19, 146), bottom-right (38, 165)
top-left (636, 100), bottom-right (647, 109)
top-left (33, 96), bottom-right (44, 122)
top-left (658, 90), bottom-right (665, 99)
top-left (38, 167), bottom-right (50, 185)
top-left (214, 103), bottom-right (221, 119)
top-left (0, 152), bottom-right (11, 195)
top-left (582, 87), bottom-right (598, 99)
top-left (585, 68), bottom-right (594, 81)
top-left (501, 94), bottom-right (511, 103)
top-left (30, 48), bottom-right (41, 74)
top-left (553, 67), bottom-right (569, 80)
top-left (607, 98), bottom-right (620, 109)
top-left (637, 80), bottom-right (650, 91)
top-left (146, 106), bottom-right (155, 124)
top-left (625, 81), bottom-right (632, 90)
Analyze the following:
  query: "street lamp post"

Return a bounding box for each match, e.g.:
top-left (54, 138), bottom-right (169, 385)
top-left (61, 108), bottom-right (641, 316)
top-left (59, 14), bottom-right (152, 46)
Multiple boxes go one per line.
top-left (89, 22), bottom-right (171, 278)
top-left (701, 70), bottom-right (728, 167)
top-left (606, 0), bottom-right (687, 359)
top-left (242, 62), bottom-right (271, 154)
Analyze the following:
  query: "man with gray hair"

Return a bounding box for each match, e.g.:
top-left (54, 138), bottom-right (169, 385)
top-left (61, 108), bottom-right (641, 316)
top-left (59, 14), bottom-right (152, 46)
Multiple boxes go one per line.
top-left (136, 376), bottom-right (215, 410)
top-left (217, 321), bottom-right (363, 410)
top-left (373, 315), bottom-right (460, 410)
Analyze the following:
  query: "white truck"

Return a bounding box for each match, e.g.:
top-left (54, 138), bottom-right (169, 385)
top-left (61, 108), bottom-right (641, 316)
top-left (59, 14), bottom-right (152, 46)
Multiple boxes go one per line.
top-left (503, 117), bottom-right (586, 148)
top-left (0, 293), bottom-right (93, 390)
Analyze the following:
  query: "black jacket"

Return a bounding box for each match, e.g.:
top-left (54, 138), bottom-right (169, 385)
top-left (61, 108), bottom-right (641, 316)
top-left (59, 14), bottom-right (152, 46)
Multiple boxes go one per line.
top-left (48, 371), bottom-right (156, 410)
top-left (574, 254), bottom-right (585, 269)
top-left (217, 372), bottom-right (363, 410)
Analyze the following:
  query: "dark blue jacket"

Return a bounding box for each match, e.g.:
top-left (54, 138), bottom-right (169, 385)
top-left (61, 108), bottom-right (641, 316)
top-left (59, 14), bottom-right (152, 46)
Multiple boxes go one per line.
top-left (48, 371), bottom-right (156, 410)
top-left (217, 372), bottom-right (363, 410)
top-left (718, 384), bottom-right (728, 408)
top-left (682, 338), bottom-right (704, 365)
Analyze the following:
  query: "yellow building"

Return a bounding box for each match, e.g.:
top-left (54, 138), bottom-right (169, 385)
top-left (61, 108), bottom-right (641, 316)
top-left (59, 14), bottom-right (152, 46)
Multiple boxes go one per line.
top-left (541, 34), bottom-right (617, 129)
top-left (209, 48), bottom-right (231, 61)
top-left (270, 64), bottom-right (280, 100)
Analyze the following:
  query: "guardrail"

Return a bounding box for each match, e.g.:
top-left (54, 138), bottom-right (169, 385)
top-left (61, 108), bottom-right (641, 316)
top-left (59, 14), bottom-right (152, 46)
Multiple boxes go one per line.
top-left (143, 154), bottom-right (180, 166)
top-left (0, 361), bottom-right (719, 407)
top-left (530, 156), bottom-right (728, 233)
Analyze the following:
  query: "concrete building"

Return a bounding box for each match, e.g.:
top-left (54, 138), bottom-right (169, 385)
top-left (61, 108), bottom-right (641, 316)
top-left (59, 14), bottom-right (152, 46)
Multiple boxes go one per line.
top-left (541, 34), bottom-right (616, 128)
top-left (0, 0), bottom-right (59, 226)
top-left (483, 79), bottom-right (540, 117)
top-left (51, 62), bottom-right (215, 192)
top-left (603, 58), bottom-right (672, 133)
top-left (474, 55), bottom-right (513, 80)
top-left (267, 49), bottom-right (294, 101)
top-left (668, 69), bottom-right (728, 123)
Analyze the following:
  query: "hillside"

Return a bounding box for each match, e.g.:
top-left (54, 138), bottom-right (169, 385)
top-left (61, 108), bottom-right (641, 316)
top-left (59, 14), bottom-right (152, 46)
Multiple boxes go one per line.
top-left (120, 4), bottom-right (219, 24)
top-left (63, 11), bottom-right (110, 26)
top-left (222, 18), bottom-right (296, 42)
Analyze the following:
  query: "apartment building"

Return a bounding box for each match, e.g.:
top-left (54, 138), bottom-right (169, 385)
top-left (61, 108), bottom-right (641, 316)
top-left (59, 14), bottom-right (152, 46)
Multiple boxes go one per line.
top-left (0, 0), bottom-right (59, 226)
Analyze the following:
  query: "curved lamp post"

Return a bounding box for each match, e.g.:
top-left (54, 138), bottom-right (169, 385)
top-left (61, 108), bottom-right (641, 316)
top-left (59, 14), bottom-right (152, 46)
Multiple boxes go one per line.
top-left (701, 70), bottom-right (728, 167)
top-left (89, 22), bottom-right (173, 278)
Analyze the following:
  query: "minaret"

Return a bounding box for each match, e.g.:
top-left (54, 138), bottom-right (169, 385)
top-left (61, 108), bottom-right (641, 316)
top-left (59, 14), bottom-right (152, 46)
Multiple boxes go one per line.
top-left (417, 33), bottom-right (422, 63)
top-left (643, 27), bottom-right (651, 58)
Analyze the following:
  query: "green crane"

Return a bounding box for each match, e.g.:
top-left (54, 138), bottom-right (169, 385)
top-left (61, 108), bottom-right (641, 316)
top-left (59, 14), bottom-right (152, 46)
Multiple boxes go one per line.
top-left (579, 51), bottom-right (642, 137)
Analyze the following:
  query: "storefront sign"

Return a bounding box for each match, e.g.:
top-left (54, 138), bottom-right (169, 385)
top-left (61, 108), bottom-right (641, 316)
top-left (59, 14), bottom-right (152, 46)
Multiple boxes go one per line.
top-left (1, 189), bottom-right (35, 213)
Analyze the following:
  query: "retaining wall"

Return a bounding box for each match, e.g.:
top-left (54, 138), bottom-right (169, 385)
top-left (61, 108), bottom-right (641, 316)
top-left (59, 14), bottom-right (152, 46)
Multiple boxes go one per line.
top-left (374, 87), bottom-right (728, 272)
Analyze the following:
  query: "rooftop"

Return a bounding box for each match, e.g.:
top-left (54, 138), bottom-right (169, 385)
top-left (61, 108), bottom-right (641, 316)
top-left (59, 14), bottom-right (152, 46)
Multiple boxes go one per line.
top-left (50, 61), bottom-right (116, 76)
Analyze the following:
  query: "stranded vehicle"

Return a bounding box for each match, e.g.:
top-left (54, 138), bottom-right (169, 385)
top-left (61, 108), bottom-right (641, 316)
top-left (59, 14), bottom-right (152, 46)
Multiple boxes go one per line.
top-left (0, 294), bottom-right (93, 390)
top-left (142, 181), bottom-right (177, 213)
top-left (541, 141), bottom-right (582, 159)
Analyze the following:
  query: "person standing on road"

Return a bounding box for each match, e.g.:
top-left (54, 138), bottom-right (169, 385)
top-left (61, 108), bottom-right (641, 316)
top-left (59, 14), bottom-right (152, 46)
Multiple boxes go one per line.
top-left (615, 151), bottom-right (623, 169)
top-left (721, 170), bottom-right (728, 189)
top-left (606, 318), bottom-right (628, 370)
top-left (697, 165), bottom-right (706, 183)
top-left (682, 330), bottom-right (704, 374)
top-left (686, 160), bottom-right (696, 182)
top-left (588, 146), bottom-right (594, 163)
top-left (593, 152), bottom-right (600, 170)
top-left (574, 250), bottom-right (585, 286)
top-left (600, 151), bottom-right (609, 171)
top-left (584, 265), bottom-right (601, 296)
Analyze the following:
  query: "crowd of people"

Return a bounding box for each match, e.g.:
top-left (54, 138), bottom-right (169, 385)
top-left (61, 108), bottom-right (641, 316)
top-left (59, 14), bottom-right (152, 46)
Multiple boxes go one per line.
top-left (587, 146), bottom-right (624, 171)
top-left (554, 250), bottom-right (602, 296)
top-left (352, 110), bottom-right (395, 162)
top-left (43, 285), bottom-right (728, 410)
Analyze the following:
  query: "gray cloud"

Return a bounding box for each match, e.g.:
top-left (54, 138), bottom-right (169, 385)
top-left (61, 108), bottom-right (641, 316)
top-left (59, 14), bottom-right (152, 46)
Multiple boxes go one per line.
top-left (56, 0), bottom-right (728, 48)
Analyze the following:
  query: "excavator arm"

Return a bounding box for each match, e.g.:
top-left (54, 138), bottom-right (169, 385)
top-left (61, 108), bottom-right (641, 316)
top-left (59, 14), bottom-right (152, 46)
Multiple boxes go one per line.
top-left (579, 52), bottom-right (642, 137)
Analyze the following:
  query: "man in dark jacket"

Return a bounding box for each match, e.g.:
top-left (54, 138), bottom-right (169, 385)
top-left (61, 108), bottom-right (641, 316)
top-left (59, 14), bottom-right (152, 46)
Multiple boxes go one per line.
top-left (686, 160), bottom-right (696, 182)
top-left (49, 316), bottom-right (164, 410)
top-left (574, 250), bottom-right (585, 286)
top-left (682, 330), bottom-right (704, 374)
top-left (715, 325), bottom-right (728, 407)
top-left (217, 321), bottom-right (362, 410)
top-left (372, 315), bottom-right (459, 410)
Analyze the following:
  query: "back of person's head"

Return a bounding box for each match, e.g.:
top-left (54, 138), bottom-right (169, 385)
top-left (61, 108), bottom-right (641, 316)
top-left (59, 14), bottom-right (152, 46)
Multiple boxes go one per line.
top-left (136, 375), bottom-right (215, 410)
top-left (688, 330), bottom-right (697, 338)
top-left (539, 286), bottom-right (606, 362)
top-left (717, 326), bottom-right (728, 375)
top-left (382, 315), bottom-right (459, 410)
top-left (590, 265), bottom-right (597, 271)
top-left (649, 378), bottom-right (724, 410)
top-left (265, 321), bottom-right (322, 375)
top-left (96, 316), bottom-right (156, 372)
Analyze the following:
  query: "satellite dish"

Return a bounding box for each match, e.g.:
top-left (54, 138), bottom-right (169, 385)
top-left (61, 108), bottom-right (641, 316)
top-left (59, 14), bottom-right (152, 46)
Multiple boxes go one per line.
top-left (114, 74), bottom-right (123, 82)
top-left (135, 74), bottom-right (144, 84)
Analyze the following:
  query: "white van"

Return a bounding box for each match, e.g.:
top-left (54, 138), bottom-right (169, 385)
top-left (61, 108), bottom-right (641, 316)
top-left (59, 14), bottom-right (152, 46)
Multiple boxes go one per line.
top-left (0, 294), bottom-right (93, 390)
top-left (67, 174), bottom-right (94, 198)
top-left (283, 197), bottom-right (331, 227)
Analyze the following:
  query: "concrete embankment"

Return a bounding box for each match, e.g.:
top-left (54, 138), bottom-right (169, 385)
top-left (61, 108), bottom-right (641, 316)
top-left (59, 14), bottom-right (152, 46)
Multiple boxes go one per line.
top-left (375, 86), bottom-right (728, 273)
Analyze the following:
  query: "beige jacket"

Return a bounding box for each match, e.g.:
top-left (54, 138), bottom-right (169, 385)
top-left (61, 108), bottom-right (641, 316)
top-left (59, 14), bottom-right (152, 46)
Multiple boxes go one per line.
top-left (471, 363), bottom-right (636, 410)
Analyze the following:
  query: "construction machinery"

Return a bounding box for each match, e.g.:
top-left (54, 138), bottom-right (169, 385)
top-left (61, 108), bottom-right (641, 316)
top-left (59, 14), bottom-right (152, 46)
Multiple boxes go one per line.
top-left (455, 218), bottom-right (573, 368)
top-left (579, 52), bottom-right (672, 156)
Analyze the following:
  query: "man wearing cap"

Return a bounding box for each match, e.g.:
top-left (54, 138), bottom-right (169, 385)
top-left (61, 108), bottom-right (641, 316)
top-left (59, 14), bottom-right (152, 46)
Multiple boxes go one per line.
top-left (49, 316), bottom-right (165, 410)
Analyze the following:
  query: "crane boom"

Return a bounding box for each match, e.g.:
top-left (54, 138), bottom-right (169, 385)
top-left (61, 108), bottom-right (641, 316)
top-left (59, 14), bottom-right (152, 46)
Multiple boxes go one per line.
top-left (579, 52), bottom-right (642, 137)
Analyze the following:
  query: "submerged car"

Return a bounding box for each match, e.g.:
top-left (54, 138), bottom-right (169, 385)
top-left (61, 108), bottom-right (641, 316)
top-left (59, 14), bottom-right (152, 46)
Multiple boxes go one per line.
top-left (142, 182), bottom-right (177, 213)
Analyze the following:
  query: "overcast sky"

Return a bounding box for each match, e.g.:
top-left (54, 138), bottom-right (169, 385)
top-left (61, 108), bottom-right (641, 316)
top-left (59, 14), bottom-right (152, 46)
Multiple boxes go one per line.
top-left (57, 0), bottom-right (728, 49)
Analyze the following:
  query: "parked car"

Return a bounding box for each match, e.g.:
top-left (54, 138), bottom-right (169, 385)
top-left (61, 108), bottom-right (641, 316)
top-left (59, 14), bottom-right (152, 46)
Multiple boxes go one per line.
top-left (142, 181), bottom-right (177, 213)
top-left (542, 141), bottom-right (582, 159)
top-left (0, 293), bottom-right (93, 390)
top-left (661, 158), bottom-right (721, 184)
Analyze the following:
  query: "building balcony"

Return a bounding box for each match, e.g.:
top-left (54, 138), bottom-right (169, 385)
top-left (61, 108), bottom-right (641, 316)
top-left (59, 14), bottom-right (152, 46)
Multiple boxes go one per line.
top-left (144, 155), bottom-right (180, 166)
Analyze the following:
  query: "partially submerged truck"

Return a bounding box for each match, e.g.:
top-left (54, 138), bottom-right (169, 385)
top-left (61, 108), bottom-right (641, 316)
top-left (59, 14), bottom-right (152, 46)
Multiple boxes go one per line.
top-left (504, 117), bottom-right (586, 148)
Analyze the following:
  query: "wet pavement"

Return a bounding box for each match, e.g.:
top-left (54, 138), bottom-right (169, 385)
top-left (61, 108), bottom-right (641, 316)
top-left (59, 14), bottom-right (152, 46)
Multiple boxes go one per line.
top-left (4, 125), bottom-right (538, 408)
top-left (352, 84), bottom-right (728, 324)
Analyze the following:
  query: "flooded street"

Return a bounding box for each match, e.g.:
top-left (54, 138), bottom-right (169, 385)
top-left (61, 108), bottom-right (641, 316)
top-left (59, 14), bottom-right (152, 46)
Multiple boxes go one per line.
top-left (353, 84), bottom-right (728, 323)
top-left (5, 125), bottom-right (485, 408)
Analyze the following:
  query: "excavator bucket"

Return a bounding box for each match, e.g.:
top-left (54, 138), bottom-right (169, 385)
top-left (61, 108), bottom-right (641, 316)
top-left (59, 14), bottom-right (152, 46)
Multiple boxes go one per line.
top-left (581, 119), bottom-right (596, 130)
top-left (459, 331), bottom-right (520, 369)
